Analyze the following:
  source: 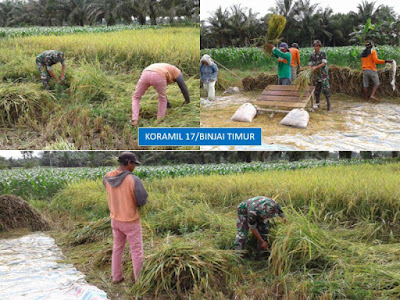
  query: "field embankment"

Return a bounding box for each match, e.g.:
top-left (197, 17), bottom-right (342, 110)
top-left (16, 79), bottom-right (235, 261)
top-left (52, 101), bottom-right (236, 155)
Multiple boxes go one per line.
top-left (23, 161), bottom-right (400, 299)
top-left (0, 27), bottom-right (200, 149)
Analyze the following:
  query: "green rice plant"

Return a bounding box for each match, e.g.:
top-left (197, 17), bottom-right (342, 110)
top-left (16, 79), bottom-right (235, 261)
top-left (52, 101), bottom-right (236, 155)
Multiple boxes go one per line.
top-left (263, 15), bottom-right (287, 55)
top-left (132, 238), bottom-right (241, 297)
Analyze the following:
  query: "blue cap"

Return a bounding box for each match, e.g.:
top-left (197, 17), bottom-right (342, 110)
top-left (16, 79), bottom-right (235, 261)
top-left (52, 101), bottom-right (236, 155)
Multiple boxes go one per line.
top-left (279, 43), bottom-right (288, 50)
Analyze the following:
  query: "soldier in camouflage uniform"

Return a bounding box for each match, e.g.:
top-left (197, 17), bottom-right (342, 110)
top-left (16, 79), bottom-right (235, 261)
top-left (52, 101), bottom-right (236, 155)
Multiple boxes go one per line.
top-left (308, 40), bottom-right (331, 111)
top-left (36, 50), bottom-right (66, 89)
top-left (233, 196), bottom-right (286, 257)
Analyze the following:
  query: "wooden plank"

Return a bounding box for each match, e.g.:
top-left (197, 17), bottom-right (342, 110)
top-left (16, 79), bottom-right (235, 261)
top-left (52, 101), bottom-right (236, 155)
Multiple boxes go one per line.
top-left (258, 95), bottom-right (309, 102)
top-left (261, 90), bottom-right (311, 97)
top-left (254, 101), bottom-right (307, 108)
top-left (265, 85), bottom-right (314, 92)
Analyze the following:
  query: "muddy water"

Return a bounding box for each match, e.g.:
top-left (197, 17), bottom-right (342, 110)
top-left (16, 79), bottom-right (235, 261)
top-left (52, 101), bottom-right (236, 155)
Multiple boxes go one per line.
top-left (201, 95), bottom-right (400, 150)
top-left (0, 233), bottom-right (107, 300)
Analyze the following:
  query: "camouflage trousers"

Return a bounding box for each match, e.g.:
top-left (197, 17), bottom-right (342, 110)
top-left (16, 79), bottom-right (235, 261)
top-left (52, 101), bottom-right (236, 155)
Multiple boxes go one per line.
top-left (314, 78), bottom-right (331, 99)
top-left (233, 202), bottom-right (270, 251)
top-left (36, 58), bottom-right (50, 88)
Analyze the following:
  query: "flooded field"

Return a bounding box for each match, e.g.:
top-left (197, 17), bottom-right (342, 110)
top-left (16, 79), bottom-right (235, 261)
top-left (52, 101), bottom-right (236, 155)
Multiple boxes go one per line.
top-left (201, 93), bottom-right (400, 150)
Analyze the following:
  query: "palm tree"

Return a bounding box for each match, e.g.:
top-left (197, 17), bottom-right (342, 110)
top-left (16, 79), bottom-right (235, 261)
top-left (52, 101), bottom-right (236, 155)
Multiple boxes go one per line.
top-left (207, 6), bottom-right (230, 47)
top-left (351, 0), bottom-right (382, 24)
top-left (293, 0), bottom-right (320, 45)
top-left (87, 0), bottom-right (119, 25)
top-left (315, 8), bottom-right (333, 45)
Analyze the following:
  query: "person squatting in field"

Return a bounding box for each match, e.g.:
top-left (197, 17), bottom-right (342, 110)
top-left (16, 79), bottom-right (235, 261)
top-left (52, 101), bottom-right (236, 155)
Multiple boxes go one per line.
top-left (361, 40), bottom-right (393, 101)
top-left (131, 63), bottom-right (191, 126)
top-left (234, 196), bottom-right (286, 258)
top-left (200, 54), bottom-right (218, 101)
top-left (35, 50), bottom-right (66, 89)
top-left (103, 152), bottom-right (148, 283)
top-left (267, 42), bottom-right (292, 85)
top-left (289, 43), bottom-right (301, 82)
top-left (309, 40), bottom-right (331, 111)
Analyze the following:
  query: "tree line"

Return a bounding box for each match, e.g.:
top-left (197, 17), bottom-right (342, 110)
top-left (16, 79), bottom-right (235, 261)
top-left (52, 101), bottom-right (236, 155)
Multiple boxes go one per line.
top-left (0, 151), bottom-right (398, 169)
top-left (0, 0), bottom-right (199, 27)
top-left (201, 0), bottom-right (400, 48)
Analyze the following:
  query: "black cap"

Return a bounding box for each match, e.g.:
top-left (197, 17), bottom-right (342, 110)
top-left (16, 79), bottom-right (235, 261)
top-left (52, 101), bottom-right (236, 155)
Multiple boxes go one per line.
top-left (292, 43), bottom-right (299, 49)
top-left (118, 152), bottom-right (141, 165)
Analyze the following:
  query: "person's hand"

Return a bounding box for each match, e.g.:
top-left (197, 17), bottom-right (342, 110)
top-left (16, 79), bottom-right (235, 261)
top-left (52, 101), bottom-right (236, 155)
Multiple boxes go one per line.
top-left (209, 79), bottom-right (214, 82)
top-left (56, 79), bottom-right (61, 84)
top-left (60, 74), bottom-right (65, 80)
top-left (267, 43), bottom-right (274, 50)
top-left (200, 79), bottom-right (202, 84)
top-left (260, 241), bottom-right (269, 250)
top-left (386, 60), bottom-right (394, 63)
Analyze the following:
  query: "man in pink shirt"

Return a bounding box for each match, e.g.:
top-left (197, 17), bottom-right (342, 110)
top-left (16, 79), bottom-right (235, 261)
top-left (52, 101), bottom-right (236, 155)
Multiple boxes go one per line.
top-left (103, 152), bottom-right (148, 283)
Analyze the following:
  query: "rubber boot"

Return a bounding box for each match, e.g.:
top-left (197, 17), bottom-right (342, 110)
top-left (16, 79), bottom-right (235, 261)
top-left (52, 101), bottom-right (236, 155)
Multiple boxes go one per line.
top-left (326, 96), bottom-right (331, 111)
top-left (314, 94), bottom-right (321, 109)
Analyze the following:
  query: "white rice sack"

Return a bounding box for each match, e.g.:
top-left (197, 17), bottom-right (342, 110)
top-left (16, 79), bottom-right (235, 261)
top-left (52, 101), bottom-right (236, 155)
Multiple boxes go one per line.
top-left (280, 108), bottom-right (309, 128)
top-left (231, 103), bottom-right (257, 122)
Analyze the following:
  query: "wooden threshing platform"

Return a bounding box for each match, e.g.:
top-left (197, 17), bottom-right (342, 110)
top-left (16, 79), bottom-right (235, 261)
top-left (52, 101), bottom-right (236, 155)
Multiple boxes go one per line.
top-left (255, 85), bottom-right (315, 116)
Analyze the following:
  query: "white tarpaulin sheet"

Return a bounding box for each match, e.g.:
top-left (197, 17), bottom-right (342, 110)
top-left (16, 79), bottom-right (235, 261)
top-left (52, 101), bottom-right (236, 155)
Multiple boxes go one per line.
top-left (0, 233), bottom-right (108, 300)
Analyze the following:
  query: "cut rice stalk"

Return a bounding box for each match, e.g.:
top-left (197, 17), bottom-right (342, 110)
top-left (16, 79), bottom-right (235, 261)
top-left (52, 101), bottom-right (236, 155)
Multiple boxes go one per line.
top-left (263, 15), bottom-right (287, 55)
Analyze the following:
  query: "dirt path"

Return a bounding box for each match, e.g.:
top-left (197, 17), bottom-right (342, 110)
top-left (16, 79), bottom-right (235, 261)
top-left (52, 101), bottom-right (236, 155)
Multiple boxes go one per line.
top-left (0, 233), bottom-right (108, 300)
top-left (201, 93), bottom-right (400, 150)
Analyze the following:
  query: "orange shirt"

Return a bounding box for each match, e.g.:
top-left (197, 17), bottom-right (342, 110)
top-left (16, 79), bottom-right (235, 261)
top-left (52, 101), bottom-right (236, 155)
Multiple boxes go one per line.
top-left (104, 170), bottom-right (140, 222)
top-left (361, 50), bottom-right (385, 71)
top-left (289, 48), bottom-right (300, 67)
top-left (144, 63), bottom-right (181, 84)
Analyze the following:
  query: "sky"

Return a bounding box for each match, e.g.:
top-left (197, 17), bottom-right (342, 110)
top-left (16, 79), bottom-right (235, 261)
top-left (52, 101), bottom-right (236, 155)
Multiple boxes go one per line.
top-left (0, 151), bottom-right (42, 159)
top-left (200, 0), bottom-right (400, 21)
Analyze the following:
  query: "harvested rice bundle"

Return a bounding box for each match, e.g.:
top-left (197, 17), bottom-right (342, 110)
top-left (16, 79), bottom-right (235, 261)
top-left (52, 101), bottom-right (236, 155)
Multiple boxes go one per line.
top-left (293, 68), bottom-right (313, 91)
top-left (263, 15), bottom-right (286, 55)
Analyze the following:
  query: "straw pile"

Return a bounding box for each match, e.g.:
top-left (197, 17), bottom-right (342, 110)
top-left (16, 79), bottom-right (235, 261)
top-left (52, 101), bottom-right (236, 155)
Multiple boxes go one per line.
top-left (243, 65), bottom-right (400, 97)
top-left (0, 195), bottom-right (50, 231)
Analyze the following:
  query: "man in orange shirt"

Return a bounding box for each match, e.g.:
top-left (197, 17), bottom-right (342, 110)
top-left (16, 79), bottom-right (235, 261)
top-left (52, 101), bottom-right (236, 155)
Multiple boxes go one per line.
top-left (361, 41), bottom-right (393, 101)
top-left (103, 152), bottom-right (148, 283)
top-left (289, 43), bottom-right (301, 82)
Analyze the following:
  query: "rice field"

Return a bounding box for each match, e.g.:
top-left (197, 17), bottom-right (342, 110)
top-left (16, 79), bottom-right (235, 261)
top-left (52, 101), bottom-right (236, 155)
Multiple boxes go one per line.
top-left (0, 158), bottom-right (391, 199)
top-left (0, 26), bottom-right (200, 149)
top-left (201, 45), bottom-right (400, 70)
top-left (28, 161), bottom-right (400, 299)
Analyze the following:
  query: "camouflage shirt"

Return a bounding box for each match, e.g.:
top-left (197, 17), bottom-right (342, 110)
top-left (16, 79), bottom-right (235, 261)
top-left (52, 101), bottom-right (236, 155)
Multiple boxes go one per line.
top-left (308, 51), bottom-right (329, 82)
top-left (242, 196), bottom-right (284, 229)
top-left (36, 50), bottom-right (65, 71)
